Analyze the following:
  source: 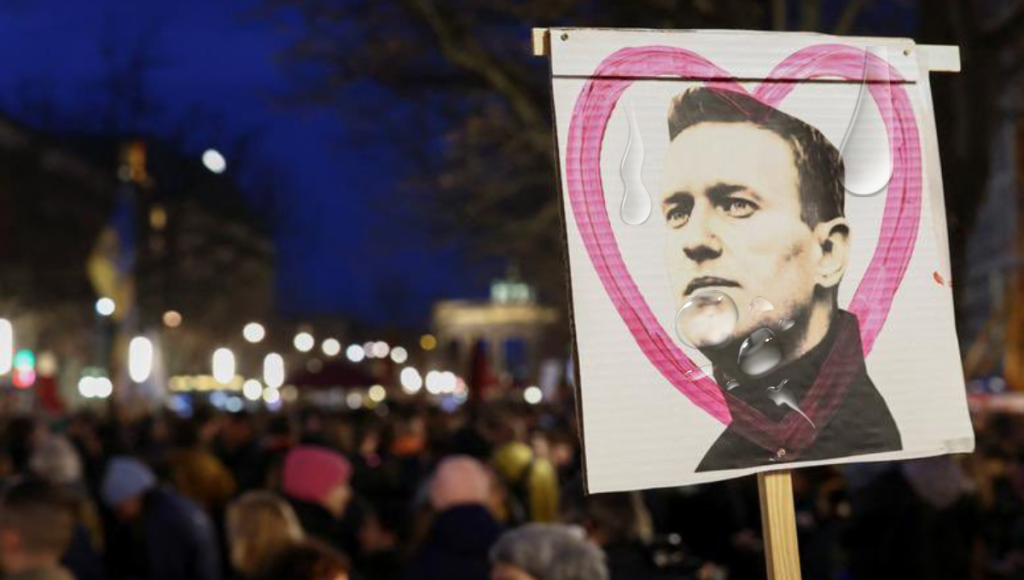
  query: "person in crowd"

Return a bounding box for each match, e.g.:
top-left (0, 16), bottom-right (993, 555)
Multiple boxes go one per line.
top-left (258, 416), bottom-right (296, 491)
top-left (490, 523), bottom-right (609, 580)
top-left (5, 418), bottom-right (44, 475)
top-left (216, 413), bottom-right (264, 493)
top-left (166, 418), bottom-right (237, 514)
top-left (280, 446), bottom-right (357, 556)
top-left (28, 435), bottom-right (105, 580)
top-left (403, 455), bottom-right (502, 580)
top-left (256, 539), bottom-right (349, 580)
top-left (65, 413), bottom-right (105, 490)
top-left (5, 393), bottom-right (1023, 580)
top-left (492, 441), bottom-right (559, 525)
top-left (844, 456), bottom-right (980, 580)
top-left (476, 406), bottom-right (559, 525)
top-left (582, 492), bottom-right (664, 579)
top-left (101, 456), bottom-right (222, 580)
top-left (353, 504), bottom-right (401, 580)
top-left (298, 409), bottom-right (330, 447)
top-left (0, 479), bottom-right (76, 580)
top-left (226, 491), bottom-right (305, 579)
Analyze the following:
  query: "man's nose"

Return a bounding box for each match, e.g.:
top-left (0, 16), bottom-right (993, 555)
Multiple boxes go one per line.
top-left (680, 212), bottom-right (722, 264)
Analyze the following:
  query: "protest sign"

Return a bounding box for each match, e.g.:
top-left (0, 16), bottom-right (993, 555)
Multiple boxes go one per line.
top-left (536, 28), bottom-right (972, 494)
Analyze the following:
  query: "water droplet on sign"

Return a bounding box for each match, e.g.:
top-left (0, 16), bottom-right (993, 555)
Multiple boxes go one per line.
top-left (620, 99), bottom-right (652, 224)
top-left (675, 290), bottom-right (738, 348)
top-left (748, 296), bottom-right (775, 321)
top-left (725, 379), bottom-right (740, 391)
top-left (778, 318), bottom-right (794, 331)
top-left (838, 46), bottom-right (893, 197)
top-left (766, 379), bottom-right (815, 428)
top-left (683, 364), bottom-right (714, 382)
top-left (737, 328), bottom-right (782, 377)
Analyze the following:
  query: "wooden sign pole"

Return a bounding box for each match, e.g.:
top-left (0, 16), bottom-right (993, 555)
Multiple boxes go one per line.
top-left (758, 471), bottom-right (802, 579)
top-left (531, 26), bottom-right (961, 580)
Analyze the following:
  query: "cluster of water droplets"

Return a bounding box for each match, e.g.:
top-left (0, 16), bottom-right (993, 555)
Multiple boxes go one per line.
top-left (615, 46), bottom-right (894, 230)
top-left (675, 292), bottom-right (814, 429)
top-left (674, 290), bottom-right (738, 349)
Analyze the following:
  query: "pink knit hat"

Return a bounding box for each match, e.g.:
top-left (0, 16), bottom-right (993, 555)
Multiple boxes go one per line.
top-left (282, 445), bottom-right (352, 504)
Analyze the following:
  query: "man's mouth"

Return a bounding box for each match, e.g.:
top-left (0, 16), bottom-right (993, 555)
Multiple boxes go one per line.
top-left (684, 276), bottom-right (740, 297)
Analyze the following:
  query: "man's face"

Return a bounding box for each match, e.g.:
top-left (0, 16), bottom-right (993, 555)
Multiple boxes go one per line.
top-left (114, 496), bottom-right (143, 522)
top-left (324, 483), bottom-right (353, 518)
top-left (661, 122), bottom-right (822, 346)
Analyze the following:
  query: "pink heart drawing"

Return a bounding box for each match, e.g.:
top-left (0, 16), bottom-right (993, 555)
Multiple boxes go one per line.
top-left (564, 44), bottom-right (922, 424)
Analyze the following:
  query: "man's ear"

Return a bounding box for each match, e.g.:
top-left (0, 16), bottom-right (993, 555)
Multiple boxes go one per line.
top-left (814, 217), bottom-right (849, 289)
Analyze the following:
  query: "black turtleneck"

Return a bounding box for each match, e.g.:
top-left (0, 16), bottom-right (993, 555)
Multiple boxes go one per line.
top-left (697, 310), bottom-right (902, 472)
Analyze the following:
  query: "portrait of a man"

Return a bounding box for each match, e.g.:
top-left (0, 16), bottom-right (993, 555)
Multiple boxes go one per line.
top-left (660, 86), bottom-right (903, 471)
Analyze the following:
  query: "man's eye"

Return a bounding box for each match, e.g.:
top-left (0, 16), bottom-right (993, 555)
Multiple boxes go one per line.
top-left (665, 207), bottom-right (690, 227)
top-left (723, 198), bottom-right (757, 218)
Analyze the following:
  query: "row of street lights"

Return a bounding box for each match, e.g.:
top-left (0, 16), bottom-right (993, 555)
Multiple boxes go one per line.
top-left (85, 295), bottom-right (498, 408)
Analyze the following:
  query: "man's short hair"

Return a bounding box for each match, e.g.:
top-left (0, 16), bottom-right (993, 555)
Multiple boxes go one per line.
top-left (0, 479), bottom-right (74, 557)
top-left (668, 87), bottom-right (845, 227)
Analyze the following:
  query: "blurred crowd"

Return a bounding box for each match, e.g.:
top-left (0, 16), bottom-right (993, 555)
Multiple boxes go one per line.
top-left (0, 395), bottom-right (1015, 580)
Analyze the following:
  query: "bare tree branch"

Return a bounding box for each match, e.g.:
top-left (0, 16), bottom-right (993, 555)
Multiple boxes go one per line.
top-left (408, 0), bottom-right (546, 132)
top-left (977, 0), bottom-right (1024, 47)
top-left (834, 0), bottom-right (871, 35)
top-left (772, 0), bottom-right (788, 30)
top-left (800, 0), bottom-right (822, 31)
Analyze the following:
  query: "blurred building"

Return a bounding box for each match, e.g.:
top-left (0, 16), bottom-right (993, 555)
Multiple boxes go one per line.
top-left (432, 271), bottom-right (560, 387)
top-left (0, 116), bottom-right (275, 406)
top-left (0, 117), bottom-right (115, 406)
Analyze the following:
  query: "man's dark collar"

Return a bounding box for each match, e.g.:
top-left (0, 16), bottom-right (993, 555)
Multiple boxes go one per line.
top-left (713, 310), bottom-right (867, 457)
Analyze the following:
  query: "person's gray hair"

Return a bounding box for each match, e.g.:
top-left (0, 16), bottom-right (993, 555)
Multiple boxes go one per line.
top-left (29, 435), bottom-right (82, 486)
top-left (490, 524), bottom-right (609, 580)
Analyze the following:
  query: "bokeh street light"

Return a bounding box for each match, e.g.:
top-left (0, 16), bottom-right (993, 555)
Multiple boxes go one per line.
top-left (212, 348), bottom-right (236, 384)
top-left (439, 371), bottom-right (457, 394)
top-left (372, 341), bottom-right (390, 358)
top-left (78, 376), bottom-right (113, 399)
top-left (77, 376), bottom-right (95, 398)
top-left (95, 297), bottom-right (116, 317)
top-left (368, 384), bottom-right (387, 403)
top-left (346, 344), bottom-right (365, 363)
top-left (243, 322), bottom-right (266, 343)
top-left (524, 386), bottom-right (543, 405)
top-left (346, 391), bottom-right (364, 410)
top-left (37, 352), bottom-right (57, 378)
top-left (425, 371), bottom-right (442, 394)
top-left (162, 310), bottom-right (182, 328)
top-left (12, 350), bottom-right (35, 388)
top-left (262, 386), bottom-right (281, 405)
top-left (400, 367), bottom-right (422, 394)
top-left (242, 379), bottom-right (263, 402)
top-left (202, 148), bottom-right (226, 174)
top-left (322, 338), bottom-right (341, 357)
top-left (420, 334), bottom-right (437, 351)
top-left (128, 336), bottom-right (154, 383)
top-left (390, 346), bottom-right (408, 364)
top-left (294, 332), bottom-right (314, 353)
top-left (0, 319), bottom-right (12, 375)
top-left (263, 353), bottom-right (285, 389)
